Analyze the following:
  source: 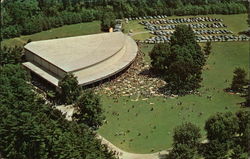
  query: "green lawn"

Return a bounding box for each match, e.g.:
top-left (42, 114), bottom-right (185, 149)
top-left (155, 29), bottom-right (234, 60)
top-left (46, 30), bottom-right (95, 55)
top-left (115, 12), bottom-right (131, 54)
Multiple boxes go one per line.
top-left (123, 20), bottom-right (146, 34)
top-left (2, 21), bottom-right (101, 47)
top-left (132, 33), bottom-right (152, 41)
top-left (98, 41), bottom-right (249, 153)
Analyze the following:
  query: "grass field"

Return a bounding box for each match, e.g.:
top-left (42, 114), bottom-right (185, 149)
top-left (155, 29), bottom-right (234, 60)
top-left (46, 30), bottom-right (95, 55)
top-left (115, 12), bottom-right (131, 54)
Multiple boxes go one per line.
top-left (123, 14), bottom-right (247, 40)
top-left (98, 41), bottom-right (249, 153)
top-left (2, 21), bottom-right (101, 47)
top-left (99, 13), bottom-right (249, 153)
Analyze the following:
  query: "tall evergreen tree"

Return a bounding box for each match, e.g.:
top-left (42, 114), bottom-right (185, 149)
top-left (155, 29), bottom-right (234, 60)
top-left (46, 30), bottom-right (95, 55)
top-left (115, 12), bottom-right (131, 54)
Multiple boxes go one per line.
top-left (203, 41), bottom-right (212, 56)
top-left (231, 67), bottom-right (248, 93)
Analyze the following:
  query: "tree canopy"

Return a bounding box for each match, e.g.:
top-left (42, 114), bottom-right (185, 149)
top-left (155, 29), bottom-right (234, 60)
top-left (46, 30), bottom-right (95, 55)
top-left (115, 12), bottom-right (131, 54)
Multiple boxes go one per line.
top-left (203, 111), bottom-right (250, 159)
top-left (149, 25), bottom-right (205, 95)
top-left (0, 64), bottom-right (116, 159)
top-left (101, 11), bottom-right (116, 32)
top-left (231, 67), bottom-right (248, 93)
top-left (149, 43), bottom-right (170, 73)
top-left (0, 46), bottom-right (23, 66)
top-left (58, 73), bottom-right (81, 104)
top-left (73, 89), bottom-right (105, 129)
top-left (205, 112), bottom-right (239, 142)
top-left (245, 85), bottom-right (250, 107)
top-left (169, 122), bottom-right (201, 159)
top-left (1, 0), bottom-right (247, 40)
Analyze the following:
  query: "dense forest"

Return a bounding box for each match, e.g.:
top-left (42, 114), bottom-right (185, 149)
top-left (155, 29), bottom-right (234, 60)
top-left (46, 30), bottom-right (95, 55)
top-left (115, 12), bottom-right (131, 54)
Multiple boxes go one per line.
top-left (1, 0), bottom-right (247, 39)
top-left (0, 64), bottom-right (117, 159)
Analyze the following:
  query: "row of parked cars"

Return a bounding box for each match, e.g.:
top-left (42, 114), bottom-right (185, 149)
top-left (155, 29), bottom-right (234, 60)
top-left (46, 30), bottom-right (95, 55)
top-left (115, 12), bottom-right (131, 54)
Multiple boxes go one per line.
top-left (125, 15), bottom-right (169, 21)
top-left (151, 29), bottom-right (233, 36)
top-left (141, 21), bottom-right (227, 31)
top-left (141, 35), bottom-right (249, 44)
top-left (145, 17), bottom-right (223, 25)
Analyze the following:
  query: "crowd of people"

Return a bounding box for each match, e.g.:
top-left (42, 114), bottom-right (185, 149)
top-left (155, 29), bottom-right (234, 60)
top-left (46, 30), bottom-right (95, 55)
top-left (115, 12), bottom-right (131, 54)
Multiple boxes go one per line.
top-left (94, 47), bottom-right (166, 99)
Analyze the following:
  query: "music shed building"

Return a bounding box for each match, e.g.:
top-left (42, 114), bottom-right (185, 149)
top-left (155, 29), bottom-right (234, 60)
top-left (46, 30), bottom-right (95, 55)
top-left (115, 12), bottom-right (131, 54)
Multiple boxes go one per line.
top-left (22, 32), bottom-right (138, 87)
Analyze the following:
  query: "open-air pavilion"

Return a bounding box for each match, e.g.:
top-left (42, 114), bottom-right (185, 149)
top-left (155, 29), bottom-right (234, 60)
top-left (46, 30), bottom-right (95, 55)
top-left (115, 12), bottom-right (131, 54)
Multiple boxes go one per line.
top-left (22, 32), bottom-right (138, 87)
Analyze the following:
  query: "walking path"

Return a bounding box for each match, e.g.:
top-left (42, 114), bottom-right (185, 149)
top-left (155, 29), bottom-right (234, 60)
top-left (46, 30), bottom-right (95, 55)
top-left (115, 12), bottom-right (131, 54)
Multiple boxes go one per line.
top-left (56, 105), bottom-right (169, 159)
top-left (98, 134), bottom-right (169, 159)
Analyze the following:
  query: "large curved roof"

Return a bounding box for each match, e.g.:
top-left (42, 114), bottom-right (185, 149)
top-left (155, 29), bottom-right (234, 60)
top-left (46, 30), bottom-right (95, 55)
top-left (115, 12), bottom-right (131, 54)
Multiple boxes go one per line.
top-left (25, 32), bottom-right (125, 72)
top-left (23, 32), bottom-right (138, 87)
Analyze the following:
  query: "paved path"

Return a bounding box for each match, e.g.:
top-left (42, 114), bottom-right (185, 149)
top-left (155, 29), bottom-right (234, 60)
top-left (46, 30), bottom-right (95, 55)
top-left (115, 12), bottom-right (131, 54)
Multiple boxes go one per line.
top-left (98, 135), bottom-right (169, 159)
top-left (56, 105), bottom-right (169, 159)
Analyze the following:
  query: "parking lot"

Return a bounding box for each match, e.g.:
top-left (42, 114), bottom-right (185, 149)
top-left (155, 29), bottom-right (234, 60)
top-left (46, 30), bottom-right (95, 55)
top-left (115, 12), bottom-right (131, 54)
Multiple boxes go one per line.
top-left (125, 15), bottom-right (249, 43)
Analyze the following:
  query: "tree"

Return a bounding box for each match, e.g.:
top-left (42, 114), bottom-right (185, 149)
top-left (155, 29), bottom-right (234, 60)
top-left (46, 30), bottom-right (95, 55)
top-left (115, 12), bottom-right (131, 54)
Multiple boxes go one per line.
top-left (168, 122), bottom-right (201, 159)
top-left (248, 0), bottom-right (250, 26)
top-left (2, 25), bottom-right (22, 39)
top-left (73, 89), bottom-right (105, 129)
top-left (150, 25), bottom-right (205, 95)
top-left (101, 11), bottom-right (116, 32)
top-left (231, 68), bottom-right (248, 93)
top-left (203, 140), bottom-right (229, 159)
top-left (204, 112), bottom-right (239, 159)
top-left (169, 143), bottom-right (198, 159)
top-left (58, 73), bottom-right (80, 104)
top-left (245, 85), bottom-right (250, 107)
top-left (149, 43), bottom-right (170, 73)
top-left (205, 112), bottom-right (239, 142)
top-left (241, 124), bottom-right (250, 155)
top-left (0, 46), bottom-right (23, 66)
top-left (236, 110), bottom-right (250, 154)
top-left (203, 41), bottom-right (212, 56)
top-left (236, 110), bottom-right (250, 136)
top-left (230, 145), bottom-right (248, 159)
top-left (6, 0), bottom-right (40, 25)
top-left (170, 25), bottom-right (205, 68)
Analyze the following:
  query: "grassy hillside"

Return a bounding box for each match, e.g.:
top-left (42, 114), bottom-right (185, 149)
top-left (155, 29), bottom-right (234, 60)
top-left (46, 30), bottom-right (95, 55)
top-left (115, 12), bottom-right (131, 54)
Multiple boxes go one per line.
top-left (2, 21), bottom-right (101, 47)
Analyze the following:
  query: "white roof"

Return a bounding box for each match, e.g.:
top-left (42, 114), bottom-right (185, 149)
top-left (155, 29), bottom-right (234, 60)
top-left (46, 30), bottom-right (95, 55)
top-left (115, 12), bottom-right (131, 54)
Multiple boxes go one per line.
top-left (24, 32), bottom-right (125, 72)
top-left (23, 33), bottom-right (138, 87)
